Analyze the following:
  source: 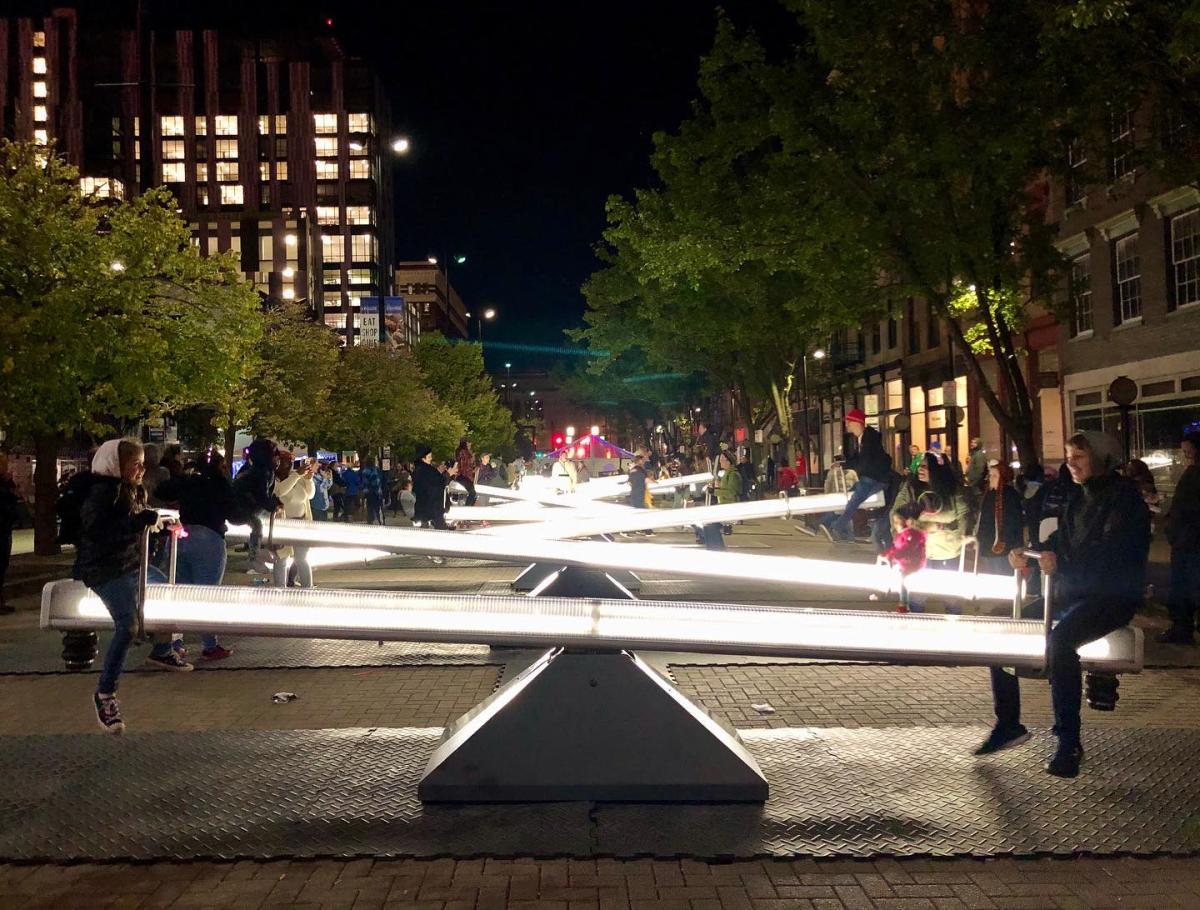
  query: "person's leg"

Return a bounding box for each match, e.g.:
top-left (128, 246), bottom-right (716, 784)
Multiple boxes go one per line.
top-left (830, 478), bottom-right (885, 539)
top-left (1047, 597), bottom-right (1135, 773)
top-left (462, 477), bottom-right (477, 507)
top-left (1166, 546), bottom-right (1197, 639)
top-left (312, 507), bottom-right (327, 522)
top-left (990, 668), bottom-right (1022, 728)
top-left (94, 571), bottom-right (141, 695)
top-left (185, 526), bottom-right (228, 654)
top-left (272, 550), bottom-right (289, 587)
top-left (294, 545), bottom-right (313, 588)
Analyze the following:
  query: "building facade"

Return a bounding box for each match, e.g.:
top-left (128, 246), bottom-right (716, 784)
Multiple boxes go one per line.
top-left (0, 6), bottom-right (397, 345)
top-left (394, 261), bottom-right (469, 341)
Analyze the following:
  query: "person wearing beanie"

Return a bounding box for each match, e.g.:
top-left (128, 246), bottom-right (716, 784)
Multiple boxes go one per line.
top-left (977, 431), bottom-right (1150, 779)
top-left (821, 408), bottom-right (893, 542)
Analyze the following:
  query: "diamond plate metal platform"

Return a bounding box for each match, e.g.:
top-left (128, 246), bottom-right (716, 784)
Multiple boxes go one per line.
top-left (2, 725), bottom-right (1198, 861)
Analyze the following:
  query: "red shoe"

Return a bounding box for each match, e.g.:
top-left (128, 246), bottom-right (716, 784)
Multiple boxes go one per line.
top-left (201, 645), bottom-right (233, 661)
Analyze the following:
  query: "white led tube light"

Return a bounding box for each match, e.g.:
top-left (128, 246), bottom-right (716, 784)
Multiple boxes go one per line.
top-left (224, 517), bottom-right (1017, 602)
top-left (567, 472), bottom-right (716, 501)
top-left (40, 580), bottom-right (1141, 673)
top-left (472, 483), bottom-right (629, 513)
top-left (476, 492), bottom-right (877, 540)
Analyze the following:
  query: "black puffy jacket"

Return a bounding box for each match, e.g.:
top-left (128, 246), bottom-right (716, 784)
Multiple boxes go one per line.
top-left (71, 477), bottom-right (158, 588)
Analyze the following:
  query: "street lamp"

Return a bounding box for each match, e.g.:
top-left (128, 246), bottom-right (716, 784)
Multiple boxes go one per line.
top-left (391, 137), bottom-right (411, 154)
top-left (800, 347), bottom-right (827, 488)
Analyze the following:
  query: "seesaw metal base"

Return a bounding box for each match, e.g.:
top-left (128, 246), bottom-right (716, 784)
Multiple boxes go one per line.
top-left (512, 561), bottom-right (642, 593)
top-left (419, 647), bottom-right (768, 803)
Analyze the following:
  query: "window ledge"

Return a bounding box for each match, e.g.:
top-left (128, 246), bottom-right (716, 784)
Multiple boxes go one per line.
top-left (1168, 301), bottom-right (1200, 318)
top-left (1113, 317), bottom-right (1143, 332)
top-left (1068, 330), bottom-right (1095, 342)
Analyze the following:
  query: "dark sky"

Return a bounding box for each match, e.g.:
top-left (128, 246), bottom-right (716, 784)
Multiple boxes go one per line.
top-left (335, 2), bottom-right (784, 370)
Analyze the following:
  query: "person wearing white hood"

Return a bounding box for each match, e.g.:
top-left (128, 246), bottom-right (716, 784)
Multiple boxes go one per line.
top-left (73, 438), bottom-right (190, 735)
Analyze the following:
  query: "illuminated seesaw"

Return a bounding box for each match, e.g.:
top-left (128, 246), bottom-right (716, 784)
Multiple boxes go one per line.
top-left (471, 472), bottom-right (713, 511)
top-left (42, 574), bottom-right (1141, 803)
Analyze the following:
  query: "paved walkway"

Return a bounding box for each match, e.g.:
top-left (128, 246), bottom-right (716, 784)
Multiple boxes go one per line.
top-left (4, 518), bottom-right (1200, 907)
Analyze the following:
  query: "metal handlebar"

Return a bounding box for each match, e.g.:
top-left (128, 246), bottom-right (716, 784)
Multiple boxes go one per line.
top-left (137, 525), bottom-right (151, 642)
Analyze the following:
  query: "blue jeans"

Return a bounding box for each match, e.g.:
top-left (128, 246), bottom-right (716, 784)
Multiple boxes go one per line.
top-left (990, 594), bottom-right (1137, 745)
top-left (176, 525), bottom-right (228, 650)
top-left (827, 477), bottom-right (888, 539)
top-left (94, 565), bottom-right (168, 694)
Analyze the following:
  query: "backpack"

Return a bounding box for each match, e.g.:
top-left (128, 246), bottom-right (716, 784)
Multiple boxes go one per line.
top-left (56, 471), bottom-right (97, 546)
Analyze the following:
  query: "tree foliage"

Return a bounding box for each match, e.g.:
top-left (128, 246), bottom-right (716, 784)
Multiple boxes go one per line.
top-left (413, 335), bottom-right (515, 458)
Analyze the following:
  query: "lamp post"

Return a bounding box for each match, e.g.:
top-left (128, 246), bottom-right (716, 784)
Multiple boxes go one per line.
top-left (801, 347), bottom-right (826, 489)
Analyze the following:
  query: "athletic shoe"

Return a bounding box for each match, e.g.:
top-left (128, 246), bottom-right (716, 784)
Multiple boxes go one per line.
top-left (201, 645), bottom-right (233, 662)
top-left (973, 724), bottom-right (1031, 755)
top-left (1046, 742), bottom-right (1084, 778)
top-left (819, 524), bottom-right (834, 543)
top-left (94, 693), bottom-right (125, 735)
top-left (1156, 627), bottom-right (1195, 645)
top-left (144, 651), bottom-right (193, 672)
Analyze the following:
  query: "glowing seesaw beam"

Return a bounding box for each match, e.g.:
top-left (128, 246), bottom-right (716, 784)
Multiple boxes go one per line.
top-left (40, 581), bottom-right (1141, 673)
top-left (567, 472), bottom-right (716, 501)
top-left (225, 517), bottom-right (1015, 603)
top-left (472, 483), bottom-right (630, 513)
top-left (475, 491), bottom-right (878, 540)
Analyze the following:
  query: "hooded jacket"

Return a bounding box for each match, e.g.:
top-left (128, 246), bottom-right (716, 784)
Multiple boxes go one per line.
top-left (72, 440), bottom-right (159, 588)
top-left (1044, 432), bottom-right (1150, 602)
top-left (846, 426), bottom-right (892, 483)
top-left (158, 463), bottom-right (254, 537)
top-left (232, 439), bottom-right (281, 515)
top-left (412, 459), bottom-right (449, 522)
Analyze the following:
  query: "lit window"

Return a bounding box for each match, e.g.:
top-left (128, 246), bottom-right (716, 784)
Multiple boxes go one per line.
top-left (196, 163), bottom-right (209, 181)
top-left (276, 161), bottom-right (288, 181)
top-left (162, 162), bottom-right (186, 182)
top-left (1114, 233), bottom-right (1141, 323)
top-left (33, 129), bottom-right (49, 145)
top-left (33, 31), bottom-right (45, 48)
top-left (347, 268), bottom-right (373, 286)
top-left (313, 113), bottom-right (338, 134)
top-left (214, 115), bottom-right (238, 136)
top-left (346, 206), bottom-right (372, 225)
top-left (323, 269), bottom-right (342, 288)
top-left (351, 233), bottom-right (376, 261)
top-left (257, 115), bottom-right (270, 135)
top-left (161, 139), bottom-right (185, 160)
top-left (1171, 209), bottom-right (1200, 310)
top-left (160, 115), bottom-right (184, 136)
top-left (323, 235), bottom-right (345, 261)
top-left (259, 162), bottom-right (270, 181)
top-left (32, 57), bottom-right (47, 75)
top-left (215, 161), bottom-right (239, 181)
top-left (215, 139), bottom-right (238, 159)
top-left (194, 116), bottom-right (208, 135)
top-left (315, 159), bottom-right (338, 179)
top-left (79, 177), bottom-right (124, 199)
top-left (1070, 253), bottom-right (1092, 336)
top-left (317, 206), bottom-right (340, 225)
top-left (348, 112), bottom-right (372, 133)
top-left (314, 137), bottom-right (338, 156)
top-left (220, 184), bottom-right (244, 205)
top-left (323, 313), bottom-right (345, 331)
top-left (347, 158), bottom-right (370, 179)
top-left (33, 82), bottom-right (47, 99)
top-left (34, 105), bottom-right (47, 122)
top-left (197, 188), bottom-right (209, 205)
top-left (275, 114), bottom-right (287, 134)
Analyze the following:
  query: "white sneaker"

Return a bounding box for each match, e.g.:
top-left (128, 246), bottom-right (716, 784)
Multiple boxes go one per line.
top-left (94, 693), bottom-right (125, 734)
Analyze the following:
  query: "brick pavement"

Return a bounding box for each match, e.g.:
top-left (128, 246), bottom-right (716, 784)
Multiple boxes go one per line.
top-left (5, 855), bottom-right (1200, 909)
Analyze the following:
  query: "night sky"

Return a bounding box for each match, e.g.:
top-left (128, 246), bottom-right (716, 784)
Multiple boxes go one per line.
top-left (338, 1), bottom-right (789, 369)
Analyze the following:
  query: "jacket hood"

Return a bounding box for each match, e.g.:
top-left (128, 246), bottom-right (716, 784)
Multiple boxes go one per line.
top-left (91, 439), bottom-right (124, 479)
top-left (1080, 430), bottom-right (1123, 476)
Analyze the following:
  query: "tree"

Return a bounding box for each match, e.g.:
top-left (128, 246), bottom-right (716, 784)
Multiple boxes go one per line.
top-left (0, 141), bottom-right (261, 553)
top-left (324, 346), bottom-right (462, 460)
top-left (211, 301), bottom-right (341, 459)
top-left (413, 335), bottom-right (516, 458)
top-left (600, 2), bottom-right (1200, 468)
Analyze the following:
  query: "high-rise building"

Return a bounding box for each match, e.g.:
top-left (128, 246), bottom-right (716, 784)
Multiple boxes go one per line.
top-left (0, 5), bottom-right (398, 345)
top-left (394, 260), bottom-right (470, 340)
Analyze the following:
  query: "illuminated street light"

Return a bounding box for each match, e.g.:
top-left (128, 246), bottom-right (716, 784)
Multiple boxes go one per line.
top-left (590, 425), bottom-right (600, 436)
top-left (813, 348), bottom-right (827, 360)
top-left (427, 255), bottom-right (438, 265)
top-left (454, 255), bottom-right (468, 265)
top-left (282, 266), bottom-right (295, 278)
top-left (109, 261), bottom-right (124, 272)
top-left (392, 137), bottom-right (411, 154)
top-left (505, 362), bottom-right (512, 369)
top-left (483, 308), bottom-right (496, 320)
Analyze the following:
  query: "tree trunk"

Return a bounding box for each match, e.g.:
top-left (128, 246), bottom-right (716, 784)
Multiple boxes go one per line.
top-left (33, 431), bottom-right (62, 556)
top-left (223, 418), bottom-right (237, 475)
top-left (768, 375), bottom-right (797, 466)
